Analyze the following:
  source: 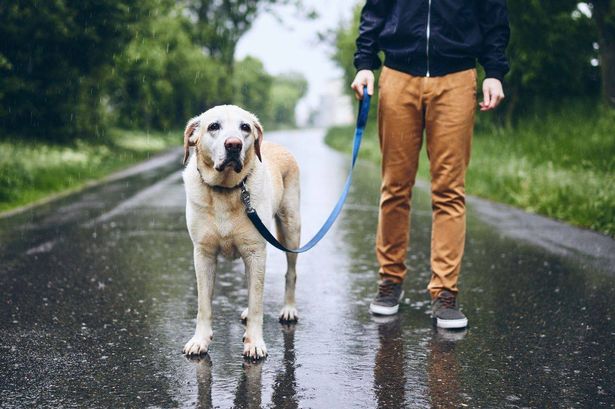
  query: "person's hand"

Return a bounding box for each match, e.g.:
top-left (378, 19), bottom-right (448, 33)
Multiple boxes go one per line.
top-left (351, 70), bottom-right (375, 100)
top-left (479, 78), bottom-right (505, 111)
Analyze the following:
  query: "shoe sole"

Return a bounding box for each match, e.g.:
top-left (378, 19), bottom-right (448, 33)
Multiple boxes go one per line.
top-left (436, 317), bottom-right (468, 329)
top-left (369, 291), bottom-right (404, 316)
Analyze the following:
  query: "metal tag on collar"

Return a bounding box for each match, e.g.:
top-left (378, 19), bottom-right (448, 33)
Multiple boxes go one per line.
top-left (240, 181), bottom-right (255, 214)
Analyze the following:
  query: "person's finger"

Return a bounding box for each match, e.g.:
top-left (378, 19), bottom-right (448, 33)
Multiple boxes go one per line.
top-left (351, 81), bottom-right (362, 100)
top-left (489, 92), bottom-right (502, 109)
top-left (487, 94), bottom-right (497, 109)
top-left (367, 77), bottom-right (374, 96)
top-left (481, 97), bottom-right (495, 111)
top-left (357, 83), bottom-right (364, 100)
top-left (482, 84), bottom-right (492, 108)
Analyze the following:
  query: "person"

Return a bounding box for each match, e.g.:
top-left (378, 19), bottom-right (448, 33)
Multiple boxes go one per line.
top-left (351, 0), bottom-right (510, 328)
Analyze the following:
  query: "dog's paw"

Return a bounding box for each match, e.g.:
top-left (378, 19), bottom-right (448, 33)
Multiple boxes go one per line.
top-left (240, 308), bottom-right (249, 322)
top-left (183, 334), bottom-right (212, 356)
top-left (243, 337), bottom-right (267, 361)
top-left (279, 305), bottom-right (299, 323)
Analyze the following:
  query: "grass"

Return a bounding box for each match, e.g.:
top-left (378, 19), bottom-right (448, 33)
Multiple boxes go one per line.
top-left (325, 103), bottom-right (615, 237)
top-left (0, 128), bottom-right (179, 213)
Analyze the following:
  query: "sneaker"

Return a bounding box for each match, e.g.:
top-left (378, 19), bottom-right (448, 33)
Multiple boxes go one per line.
top-left (431, 290), bottom-right (468, 329)
top-left (369, 279), bottom-right (404, 315)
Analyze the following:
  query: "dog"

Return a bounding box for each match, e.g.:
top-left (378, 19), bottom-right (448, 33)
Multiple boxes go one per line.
top-left (181, 105), bottom-right (300, 360)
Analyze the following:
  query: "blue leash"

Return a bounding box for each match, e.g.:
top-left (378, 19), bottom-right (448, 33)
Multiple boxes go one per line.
top-left (240, 87), bottom-right (371, 253)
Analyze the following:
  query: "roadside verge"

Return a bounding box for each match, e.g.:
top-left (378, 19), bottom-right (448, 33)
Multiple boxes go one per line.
top-left (0, 129), bottom-right (180, 217)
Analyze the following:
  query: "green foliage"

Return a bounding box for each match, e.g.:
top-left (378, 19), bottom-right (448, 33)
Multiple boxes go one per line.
top-left (331, 4), bottom-right (381, 122)
top-left (325, 102), bottom-right (615, 237)
top-left (184, 0), bottom-right (307, 101)
top-left (0, 0), bottom-right (307, 143)
top-left (232, 63), bottom-right (308, 129)
top-left (0, 128), bottom-right (178, 211)
top-left (186, 0), bottom-right (302, 66)
top-left (589, 0), bottom-right (615, 106)
top-left (109, 6), bottom-right (227, 130)
top-left (0, 0), bottom-right (151, 141)
top-left (332, 4), bottom-right (362, 97)
top-left (504, 0), bottom-right (600, 120)
top-left (467, 102), bottom-right (615, 235)
top-left (269, 72), bottom-right (308, 128)
top-left (326, 122), bottom-right (380, 165)
top-left (233, 56), bottom-right (274, 125)
top-left (0, 0), bottom-right (310, 212)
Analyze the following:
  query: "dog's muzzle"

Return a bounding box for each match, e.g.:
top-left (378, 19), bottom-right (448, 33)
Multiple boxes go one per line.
top-left (215, 137), bottom-right (244, 173)
top-left (215, 157), bottom-right (243, 173)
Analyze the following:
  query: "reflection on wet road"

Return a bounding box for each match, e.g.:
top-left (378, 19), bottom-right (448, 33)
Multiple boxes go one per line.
top-left (1, 129), bottom-right (614, 408)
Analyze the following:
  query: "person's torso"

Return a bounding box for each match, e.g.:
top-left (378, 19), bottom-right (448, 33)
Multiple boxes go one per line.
top-left (379, 0), bottom-right (483, 76)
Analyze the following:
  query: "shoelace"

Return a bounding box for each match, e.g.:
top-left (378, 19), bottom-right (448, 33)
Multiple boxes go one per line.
top-left (378, 281), bottom-right (397, 297)
top-left (438, 292), bottom-right (456, 309)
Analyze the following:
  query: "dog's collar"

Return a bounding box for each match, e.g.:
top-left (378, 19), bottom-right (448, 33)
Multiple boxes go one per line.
top-left (196, 166), bottom-right (249, 192)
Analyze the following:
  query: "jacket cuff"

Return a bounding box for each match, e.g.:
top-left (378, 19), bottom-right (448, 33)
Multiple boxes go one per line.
top-left (484, 69), bottom-right (506, 82)
top-left (354, 56), bottom-right (382, 72)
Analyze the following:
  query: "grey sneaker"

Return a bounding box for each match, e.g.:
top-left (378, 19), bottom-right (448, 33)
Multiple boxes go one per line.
top-left (432, 290), bottom-right (468, 329)
top-left (369, 279), bottom-right (404, 315)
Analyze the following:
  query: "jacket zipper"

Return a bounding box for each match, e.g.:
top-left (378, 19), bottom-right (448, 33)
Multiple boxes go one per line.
top-left (426, 0), bottom-right (432, 77)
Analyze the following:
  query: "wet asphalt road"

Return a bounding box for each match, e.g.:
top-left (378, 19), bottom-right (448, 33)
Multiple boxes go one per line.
top-left (1, 129), bottom-right (615, 408)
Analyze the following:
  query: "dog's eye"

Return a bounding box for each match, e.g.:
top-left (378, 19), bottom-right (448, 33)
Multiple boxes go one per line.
top-left (240, 123), bottom-right (251, 133)
top-left (207, 122), bottom-right (220, 132)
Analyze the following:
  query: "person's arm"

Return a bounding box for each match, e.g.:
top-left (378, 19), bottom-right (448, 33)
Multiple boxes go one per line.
top-left (477, 0), bottom-right (510, 110)
top-left (354, 0), bottom-right (391, 72)
top-left (351, 0), bottom-right (392, 99)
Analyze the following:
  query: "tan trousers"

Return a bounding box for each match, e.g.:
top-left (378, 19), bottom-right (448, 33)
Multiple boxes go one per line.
top-left (376, 67), bottom-right (476, 299)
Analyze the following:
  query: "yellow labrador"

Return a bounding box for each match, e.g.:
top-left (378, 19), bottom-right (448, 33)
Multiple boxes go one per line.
top-left (181, 105), bottom-right (300, 360)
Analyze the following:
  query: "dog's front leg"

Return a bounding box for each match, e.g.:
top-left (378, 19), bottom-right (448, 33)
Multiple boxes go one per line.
top-left (242, 249), bottom-right (267, 360)
top-left (183, 247), bottom-right (216, 356)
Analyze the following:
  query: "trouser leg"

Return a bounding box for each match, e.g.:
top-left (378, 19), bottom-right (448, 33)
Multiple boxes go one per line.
top-left (376, 67), bottom-right (425, 283)
top-left (424, 69), bottom-right (477, 298)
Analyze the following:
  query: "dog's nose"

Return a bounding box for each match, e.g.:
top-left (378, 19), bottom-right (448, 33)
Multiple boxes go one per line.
top-left (224, 137), bottom-right (242, 153)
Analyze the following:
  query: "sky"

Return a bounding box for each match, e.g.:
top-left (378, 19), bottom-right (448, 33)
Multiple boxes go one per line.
top-left (235, 0), bottom-right (358, 119)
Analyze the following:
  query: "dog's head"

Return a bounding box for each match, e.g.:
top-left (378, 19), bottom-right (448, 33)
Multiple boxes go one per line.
top-left (183, 105), bottom-right (263, 172)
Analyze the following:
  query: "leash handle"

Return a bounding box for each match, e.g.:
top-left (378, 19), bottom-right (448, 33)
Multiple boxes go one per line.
top-left (357, 86), bottom-right (371, 129)
top-left (245, 87), bottom-right (371, 253)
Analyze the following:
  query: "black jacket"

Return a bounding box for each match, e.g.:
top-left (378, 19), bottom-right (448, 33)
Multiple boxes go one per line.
top-left (354, 0), bottom-right (510, 81)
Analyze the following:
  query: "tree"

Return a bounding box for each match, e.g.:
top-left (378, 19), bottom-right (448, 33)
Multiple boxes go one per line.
top-left (233, 56), bottom-right (273, 125)
top-left (504, 0), bottom-right (600, 121)
top-left (269, 72), bottom-right (307, 128)
top-left (332, 4), bottom-right (362, 97)
top-left (109, 5), bottom-right (227, 129)
top-left (185, 0), bottom-right (303, 67)
top-left (331, 4), bottom-right (386, 122)
top-left (0, 0), bottom-right (311, 140)
top-left (0, 0), bottom-right (151, 141)
top-left (589, 0), bottom-right (615, 107)
top-left (183, 0), bottom-right (307, 100)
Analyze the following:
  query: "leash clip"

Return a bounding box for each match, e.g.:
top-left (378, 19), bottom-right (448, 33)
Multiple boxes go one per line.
top-left (240, 181), bottom-right (255, 214)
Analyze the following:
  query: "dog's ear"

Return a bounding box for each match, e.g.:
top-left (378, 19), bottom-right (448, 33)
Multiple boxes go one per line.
top-left (253, 119), bottom-right (263, 162)
top-left (183, 116), bottom-right (200, 165)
